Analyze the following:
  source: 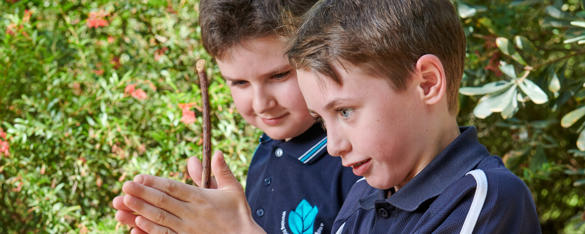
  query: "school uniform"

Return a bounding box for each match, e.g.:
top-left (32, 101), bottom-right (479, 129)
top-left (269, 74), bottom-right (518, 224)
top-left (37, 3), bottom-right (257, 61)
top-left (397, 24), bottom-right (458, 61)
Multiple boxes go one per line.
top-left (332, 127), bottom-right (541, 234)
top-left (245, 124), bottom-right (360, 234)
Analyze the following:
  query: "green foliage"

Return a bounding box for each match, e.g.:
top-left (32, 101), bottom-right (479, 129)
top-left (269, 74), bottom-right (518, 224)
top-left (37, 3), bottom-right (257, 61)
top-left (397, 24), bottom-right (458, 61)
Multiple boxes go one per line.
top-left (0, 0), bottom-right (259, 233)
top-left (457, 0), bottom-right (585, 232)
top-left (1, 0), bottom-right (585, 233)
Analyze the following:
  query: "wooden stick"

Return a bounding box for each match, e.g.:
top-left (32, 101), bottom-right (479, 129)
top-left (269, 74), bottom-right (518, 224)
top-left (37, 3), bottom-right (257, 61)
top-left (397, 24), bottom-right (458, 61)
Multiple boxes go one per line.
top-left (196, 59), bottom-right (212, 188)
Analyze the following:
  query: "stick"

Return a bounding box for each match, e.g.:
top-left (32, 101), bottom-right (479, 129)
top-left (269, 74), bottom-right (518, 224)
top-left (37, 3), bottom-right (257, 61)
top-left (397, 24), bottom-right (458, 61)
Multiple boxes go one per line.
top-left (197, 59), bottom-right (212, 188)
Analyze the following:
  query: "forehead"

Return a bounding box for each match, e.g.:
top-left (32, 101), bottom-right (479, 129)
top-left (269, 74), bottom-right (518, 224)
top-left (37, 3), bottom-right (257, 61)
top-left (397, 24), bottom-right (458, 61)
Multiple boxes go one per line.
top-left (216, 36), bottom-right (289, 78)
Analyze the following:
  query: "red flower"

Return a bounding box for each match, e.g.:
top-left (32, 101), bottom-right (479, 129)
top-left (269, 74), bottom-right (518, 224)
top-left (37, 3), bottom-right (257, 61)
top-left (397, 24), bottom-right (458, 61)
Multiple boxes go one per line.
top-left (181, 109), bottom-right (196, 125)
top-left (0, 140), bottom-right (9, 156)
top-left (23, 9), bottom-right (31, 23)
top-left (0, 128), bottom-right (6, 140)
top-left (93, 69), bottom-right (104, 75)
top-left (178, 103), bottom-right (197, 125)
top-left (6, 24), bottom-right (16, 36)
top-left (87, 11), bottom-right (109, 28)
top-left (131, 89), bottom-right (147, 100)
top-left (124, 84), bottom-right (136, 95)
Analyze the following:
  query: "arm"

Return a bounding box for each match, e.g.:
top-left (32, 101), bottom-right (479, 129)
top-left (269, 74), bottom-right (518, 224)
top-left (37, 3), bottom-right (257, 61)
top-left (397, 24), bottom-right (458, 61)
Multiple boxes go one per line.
top-left (121, 151), bottom-right (266, 234)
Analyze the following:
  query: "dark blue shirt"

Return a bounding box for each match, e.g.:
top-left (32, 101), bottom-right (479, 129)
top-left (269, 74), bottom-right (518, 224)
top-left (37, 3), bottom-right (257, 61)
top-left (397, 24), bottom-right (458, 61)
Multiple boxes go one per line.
top-left (332, 127), bottom-right (541, 234)
top-left (245, 124), bottom-right (360, 234)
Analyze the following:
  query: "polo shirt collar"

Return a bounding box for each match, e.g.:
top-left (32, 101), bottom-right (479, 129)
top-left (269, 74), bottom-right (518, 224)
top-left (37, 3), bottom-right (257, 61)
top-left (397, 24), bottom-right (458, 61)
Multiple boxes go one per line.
top-left (259, 123), bottom-right (328, 164)
top-left (359, 126), bottom-right (490, 211)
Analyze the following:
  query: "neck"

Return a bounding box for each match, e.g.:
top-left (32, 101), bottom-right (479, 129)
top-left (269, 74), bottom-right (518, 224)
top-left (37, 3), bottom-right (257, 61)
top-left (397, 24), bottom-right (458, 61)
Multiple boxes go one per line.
top-left (394, 115), bottom-right (460, 192)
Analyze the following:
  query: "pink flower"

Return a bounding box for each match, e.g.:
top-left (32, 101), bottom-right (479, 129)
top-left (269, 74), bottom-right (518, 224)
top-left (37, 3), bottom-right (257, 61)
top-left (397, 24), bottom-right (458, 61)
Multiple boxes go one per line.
top-left (87, 11), bottom-right (108, 28)
top-left (0, 128), bottom-right (6, 140)
top-left (131, 89), bottom-right (147, 100)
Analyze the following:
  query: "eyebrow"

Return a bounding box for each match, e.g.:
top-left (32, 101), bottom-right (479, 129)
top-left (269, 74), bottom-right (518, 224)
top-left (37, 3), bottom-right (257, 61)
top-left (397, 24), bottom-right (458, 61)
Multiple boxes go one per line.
top-left (222, 63), bottom-right (292, 81)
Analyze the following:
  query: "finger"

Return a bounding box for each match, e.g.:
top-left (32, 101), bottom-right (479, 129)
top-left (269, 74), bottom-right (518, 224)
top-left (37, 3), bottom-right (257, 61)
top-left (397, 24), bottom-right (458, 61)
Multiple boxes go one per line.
top-left (133, 175), bottom-right (198, 202)
top-left (135, 216), bottom-right (178, 234)
top-left (211, 150), bottom-right (241, 190)
top-left (122, 181), bottom-right (188, 218)
top-left (130, 227), bottom-right (148, 234)
top-left (113, 195), bottom-right (132, 211)
top-left (187, 156), bottom-right (218, 188)
top-left (123, 194), bottom-right (182, 229)
top-left (115, 210), bottom-right (138, 227)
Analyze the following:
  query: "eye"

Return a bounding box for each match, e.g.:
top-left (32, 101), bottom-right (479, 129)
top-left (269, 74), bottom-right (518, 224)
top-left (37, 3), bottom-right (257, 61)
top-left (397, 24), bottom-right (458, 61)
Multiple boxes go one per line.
top-left (272, 70), bottom-right (291, 80)
top-left (337, 108), bottom-right (354, 119)
top-left (228, 80), bottom-right (249, 87)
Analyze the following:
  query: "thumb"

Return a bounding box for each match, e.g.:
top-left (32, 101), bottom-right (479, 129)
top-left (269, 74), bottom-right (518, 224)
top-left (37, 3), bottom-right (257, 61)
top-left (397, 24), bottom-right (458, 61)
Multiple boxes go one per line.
top-left (211, 150), bottom-right (241, 191)
top-left (187, 156), bottom-right (217, 188)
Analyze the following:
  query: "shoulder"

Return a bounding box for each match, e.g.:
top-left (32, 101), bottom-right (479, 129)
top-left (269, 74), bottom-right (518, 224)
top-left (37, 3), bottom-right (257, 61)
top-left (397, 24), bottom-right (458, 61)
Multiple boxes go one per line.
top-left (435, 156), bottom-right (541, 233)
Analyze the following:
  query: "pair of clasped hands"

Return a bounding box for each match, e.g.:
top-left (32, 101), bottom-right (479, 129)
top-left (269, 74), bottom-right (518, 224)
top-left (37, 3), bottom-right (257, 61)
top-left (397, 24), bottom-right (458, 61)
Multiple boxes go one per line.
top-left (113, 151), bottom-right (265, 234)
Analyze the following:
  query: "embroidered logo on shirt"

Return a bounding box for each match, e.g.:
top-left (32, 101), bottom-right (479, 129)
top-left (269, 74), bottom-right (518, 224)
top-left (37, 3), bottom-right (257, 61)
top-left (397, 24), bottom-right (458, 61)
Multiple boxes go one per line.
top-left (288, 199), bottom-right (319, 234)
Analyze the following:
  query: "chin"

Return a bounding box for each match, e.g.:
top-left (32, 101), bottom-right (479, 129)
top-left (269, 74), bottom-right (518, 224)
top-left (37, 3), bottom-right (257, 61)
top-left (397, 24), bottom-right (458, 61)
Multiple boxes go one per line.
top-left (365, 177), bottom-right (394, 190)
top-left (264, 130), bottom-right (293, 140)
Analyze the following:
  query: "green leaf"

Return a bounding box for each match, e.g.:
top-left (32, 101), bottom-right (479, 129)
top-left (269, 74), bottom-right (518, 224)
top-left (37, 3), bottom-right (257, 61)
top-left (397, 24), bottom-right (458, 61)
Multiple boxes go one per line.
top-left (545, 6), bottom-right (565, 19)
top-left (518, 79), bottom-right (548, 104)
top-left (574, 179), bottom-right (585, 186)
top-left (561, 106), bottom-right (585, 128)
top-left (457, 1), bottom-right (477, 18)
top-left (548, 73), bottom-right (560, 94)
top-left (514, 36), bottom-right (537, 55)
top-left (472, 86), bottom-right (516, 118)
top-left (501, 88), bottom-right (519, 119)
top-left (499, 61), bottom-right (517, 78)
top-left (473, 95), bottom-right (494, 119)
top-left (489, 85), bottom-right (517, 112)
top-left (564, 35), bottom-right (585, 44)
top-left (571, 21), bottom-right (585, 28)
top-left (579, 129), bottom-right (585, 151)
top-left (496, 37), bottom-right (512, 56)
top-left (459, 80), bottom-right (513, 96)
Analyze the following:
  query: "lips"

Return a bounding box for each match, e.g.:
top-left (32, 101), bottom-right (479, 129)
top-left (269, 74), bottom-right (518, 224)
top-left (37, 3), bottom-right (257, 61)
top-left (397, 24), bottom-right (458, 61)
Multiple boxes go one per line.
top-left (346, 158), bottom-right (372, 176)
top-left (259, 113), bottom-right (288, 126)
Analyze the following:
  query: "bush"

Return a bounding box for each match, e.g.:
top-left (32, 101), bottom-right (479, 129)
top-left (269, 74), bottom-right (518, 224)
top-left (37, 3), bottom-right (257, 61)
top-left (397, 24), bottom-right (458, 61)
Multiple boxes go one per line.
top-left (0, 0), bottom-right (584, 233)
top-left (0, 1), bottom-right (259, 232)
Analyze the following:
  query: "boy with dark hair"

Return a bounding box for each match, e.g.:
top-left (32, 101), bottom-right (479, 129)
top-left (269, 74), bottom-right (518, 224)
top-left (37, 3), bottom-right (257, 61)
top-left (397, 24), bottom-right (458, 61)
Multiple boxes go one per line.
top-left (112, 0), bottom-right (358, 233)
top-left (288, 0), bottom-right (541, 232)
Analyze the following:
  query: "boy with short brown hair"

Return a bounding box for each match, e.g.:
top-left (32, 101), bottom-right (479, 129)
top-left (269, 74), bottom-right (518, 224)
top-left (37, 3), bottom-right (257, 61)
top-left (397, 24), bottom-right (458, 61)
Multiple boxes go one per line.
top-left (288, 0), bottom-right (541, 232)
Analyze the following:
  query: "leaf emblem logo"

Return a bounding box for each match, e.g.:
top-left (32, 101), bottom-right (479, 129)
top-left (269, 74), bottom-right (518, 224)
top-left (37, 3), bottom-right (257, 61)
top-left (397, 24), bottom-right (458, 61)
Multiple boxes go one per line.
top-left (288, 199), bottom-right (319, 234)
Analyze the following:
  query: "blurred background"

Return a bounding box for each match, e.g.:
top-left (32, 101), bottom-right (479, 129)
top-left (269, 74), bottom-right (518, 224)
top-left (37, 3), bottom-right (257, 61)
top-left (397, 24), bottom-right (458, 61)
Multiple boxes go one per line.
top-left (0, 0), bottom-right (584, 233)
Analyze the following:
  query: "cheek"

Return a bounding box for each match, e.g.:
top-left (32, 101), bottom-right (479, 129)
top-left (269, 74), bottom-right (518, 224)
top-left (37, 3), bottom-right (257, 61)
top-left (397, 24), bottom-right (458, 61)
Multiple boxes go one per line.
top-left (230, 90), bottom-right (254, 117)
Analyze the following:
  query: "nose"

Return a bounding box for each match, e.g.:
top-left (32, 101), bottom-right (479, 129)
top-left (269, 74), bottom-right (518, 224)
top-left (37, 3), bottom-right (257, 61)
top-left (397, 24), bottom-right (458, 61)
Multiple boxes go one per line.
top-left (252, 86), bottom-right (276, 114)
top-left (326, 126), bottom-right (351, 157)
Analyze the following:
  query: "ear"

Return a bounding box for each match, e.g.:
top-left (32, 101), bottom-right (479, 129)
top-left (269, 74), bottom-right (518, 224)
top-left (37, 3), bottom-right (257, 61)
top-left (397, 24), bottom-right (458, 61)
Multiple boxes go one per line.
top-left (414, 54), bottom-right (447, 105)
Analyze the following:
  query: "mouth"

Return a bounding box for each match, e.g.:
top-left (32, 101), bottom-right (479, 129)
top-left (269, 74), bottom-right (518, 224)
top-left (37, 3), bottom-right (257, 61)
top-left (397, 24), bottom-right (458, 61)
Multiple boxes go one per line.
top-left (259, 113), bottom-right (288, 125)
top-left (346, 158), bottom-right (371, 168)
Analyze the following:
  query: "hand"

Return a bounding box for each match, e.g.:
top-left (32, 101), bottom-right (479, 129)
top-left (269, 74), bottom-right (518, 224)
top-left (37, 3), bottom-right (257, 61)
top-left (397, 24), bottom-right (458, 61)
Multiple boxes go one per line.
top-left (112, 151), bottom-right (219, 232)
top-left (122, 151), bottom-right (265, 234)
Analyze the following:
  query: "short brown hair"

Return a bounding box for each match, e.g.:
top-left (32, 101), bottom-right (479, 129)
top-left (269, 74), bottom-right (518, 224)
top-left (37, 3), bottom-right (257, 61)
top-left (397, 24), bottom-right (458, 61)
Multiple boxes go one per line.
top-left (287, 0), bottom-right (466, 113)
top-left (199, 0), bottom-right (317, 59)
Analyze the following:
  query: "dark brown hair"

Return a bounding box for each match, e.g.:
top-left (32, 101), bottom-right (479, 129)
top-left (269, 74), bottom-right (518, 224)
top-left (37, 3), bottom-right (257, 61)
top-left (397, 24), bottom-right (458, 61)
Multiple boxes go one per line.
top-left (287, 0), bottom-right (466, 113)
top-left (199, 0), bottom-right (317, 59)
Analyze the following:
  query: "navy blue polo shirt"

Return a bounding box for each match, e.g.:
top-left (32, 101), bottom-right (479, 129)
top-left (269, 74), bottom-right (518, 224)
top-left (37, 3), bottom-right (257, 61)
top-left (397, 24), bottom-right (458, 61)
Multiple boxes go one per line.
top-left (332, 127), bottom-right (541, 233)
top-left (245, 124), bottom-right (359, 234)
